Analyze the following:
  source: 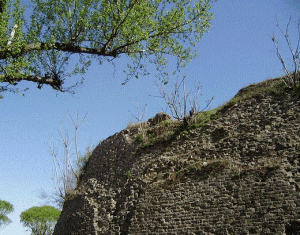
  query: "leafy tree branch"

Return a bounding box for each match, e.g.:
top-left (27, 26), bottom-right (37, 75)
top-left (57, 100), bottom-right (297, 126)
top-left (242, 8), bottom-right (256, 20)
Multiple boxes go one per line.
top-left (0, 0), bottom-right (215, 96)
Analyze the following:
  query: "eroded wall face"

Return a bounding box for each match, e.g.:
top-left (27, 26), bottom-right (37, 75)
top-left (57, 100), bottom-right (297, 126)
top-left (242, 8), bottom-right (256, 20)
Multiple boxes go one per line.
top-left (54, 87), bottom-right (300, 235)
top-left (54, 169), bottom-right (300, 235)
top-left (130, 172), bottom-right (300, 234)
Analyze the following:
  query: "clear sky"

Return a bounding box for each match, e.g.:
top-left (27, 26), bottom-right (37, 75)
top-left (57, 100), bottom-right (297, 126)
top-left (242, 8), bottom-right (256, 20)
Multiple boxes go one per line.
top-left (1, 0), bottom-right (299, 234)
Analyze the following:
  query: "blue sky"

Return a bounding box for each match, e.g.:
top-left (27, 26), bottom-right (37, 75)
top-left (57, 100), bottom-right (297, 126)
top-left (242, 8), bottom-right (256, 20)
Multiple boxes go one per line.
top-left (1, 0), bottom-right (299, 234)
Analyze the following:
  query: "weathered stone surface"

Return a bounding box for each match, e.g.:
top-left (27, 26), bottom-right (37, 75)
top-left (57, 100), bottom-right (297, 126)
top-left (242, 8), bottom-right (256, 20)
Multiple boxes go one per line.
top-left (54, 78), bottom-right (300, 234)
top-left (147, 112), bottom-right (171, 127)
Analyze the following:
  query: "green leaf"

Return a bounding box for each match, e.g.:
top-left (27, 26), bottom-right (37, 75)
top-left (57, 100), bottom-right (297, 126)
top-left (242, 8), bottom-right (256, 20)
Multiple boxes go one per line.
top-left (0, 0), bottom-right (215, 95)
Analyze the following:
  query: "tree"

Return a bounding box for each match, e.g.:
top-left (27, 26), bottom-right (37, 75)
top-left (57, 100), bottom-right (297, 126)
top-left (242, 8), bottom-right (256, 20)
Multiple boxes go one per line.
top-left (0, 0), bottom-right (8, 14)
top-left (0, 199), bottom-right (14, 228)
top-left (40, 112), bottom-right (94, 208)
top-left (272, 17), bottom-right (300, 88)
top-left (49, 141), bottom-right (93, 208)
top-left (0, 0), bottom-right (215, 96)
top-left (20, 205), bottom-right (61, 235)
top-left (156, 75), bottom-right (213, 126)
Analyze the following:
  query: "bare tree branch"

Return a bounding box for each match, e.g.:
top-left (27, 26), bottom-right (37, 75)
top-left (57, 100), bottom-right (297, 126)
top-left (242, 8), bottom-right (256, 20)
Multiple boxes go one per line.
top-left (156, 75), bottom-right (211, 126)
top-left (48, 112), bottom-right (90, 208)
top-left (272, 17), bottom-right (300, 88)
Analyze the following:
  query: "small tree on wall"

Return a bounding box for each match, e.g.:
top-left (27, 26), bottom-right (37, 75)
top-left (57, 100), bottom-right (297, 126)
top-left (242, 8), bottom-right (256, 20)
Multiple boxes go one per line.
top-left (47, 112), bottom-right (94, 208)
top-left (156, 75), bottom-right (213, 126)
top-left (272, 17), bottom-right (300, 88)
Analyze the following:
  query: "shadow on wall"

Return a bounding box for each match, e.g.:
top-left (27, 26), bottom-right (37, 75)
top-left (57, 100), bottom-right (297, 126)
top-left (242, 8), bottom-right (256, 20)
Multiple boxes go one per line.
top-left (285, 220), bottom-right (300, 235)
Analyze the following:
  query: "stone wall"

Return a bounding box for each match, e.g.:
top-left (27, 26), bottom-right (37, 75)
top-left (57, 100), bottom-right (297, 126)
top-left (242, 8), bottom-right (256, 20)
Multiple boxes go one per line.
top-left (54, 79), bottom-right (300, 234)
top-left (129, 171), bottom-right (299, 234)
